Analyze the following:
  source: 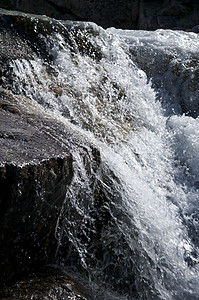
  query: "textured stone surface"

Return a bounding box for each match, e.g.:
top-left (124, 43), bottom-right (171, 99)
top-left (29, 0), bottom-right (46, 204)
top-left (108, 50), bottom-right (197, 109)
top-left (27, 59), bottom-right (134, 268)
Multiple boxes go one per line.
top-left (0, 0), bottom-right (199, 29)
top-left (0, 155), bottom-right (73, 285)
top-left (0, 88), bottom-right (74, 288)
top-left (0, 269), bottom-right (87, 299)
top-left (0, 10), bottom-right (75, 287)
top-left (0, 95), bottom-right (70, 165)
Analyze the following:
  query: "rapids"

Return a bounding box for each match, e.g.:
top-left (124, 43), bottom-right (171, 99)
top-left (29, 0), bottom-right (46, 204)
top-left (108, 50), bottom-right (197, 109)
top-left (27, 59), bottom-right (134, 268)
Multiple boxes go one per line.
top-left (8, 20), bottom-right (199, 299)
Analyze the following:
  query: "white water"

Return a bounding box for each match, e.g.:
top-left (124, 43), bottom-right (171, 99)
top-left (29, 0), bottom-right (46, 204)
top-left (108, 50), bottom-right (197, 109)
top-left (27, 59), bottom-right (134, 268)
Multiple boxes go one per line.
top-left (10, 22), bottom-right (199, 299)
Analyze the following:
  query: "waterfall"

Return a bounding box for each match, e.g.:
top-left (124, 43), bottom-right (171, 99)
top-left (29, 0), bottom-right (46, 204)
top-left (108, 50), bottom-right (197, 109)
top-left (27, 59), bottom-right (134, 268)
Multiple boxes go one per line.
top-left (8, 19), bottom-right (199, 299)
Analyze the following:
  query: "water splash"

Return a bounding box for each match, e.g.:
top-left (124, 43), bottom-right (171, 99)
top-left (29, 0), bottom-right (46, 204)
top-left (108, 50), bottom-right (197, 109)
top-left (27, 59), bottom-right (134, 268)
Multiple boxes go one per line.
top-left (8, 20), bottom-right (199, 299)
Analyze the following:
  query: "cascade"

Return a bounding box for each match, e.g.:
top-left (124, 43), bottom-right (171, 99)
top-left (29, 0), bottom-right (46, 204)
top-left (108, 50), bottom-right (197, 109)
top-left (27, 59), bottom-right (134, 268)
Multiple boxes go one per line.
top-left (1, 12), bottom-right (199, 299)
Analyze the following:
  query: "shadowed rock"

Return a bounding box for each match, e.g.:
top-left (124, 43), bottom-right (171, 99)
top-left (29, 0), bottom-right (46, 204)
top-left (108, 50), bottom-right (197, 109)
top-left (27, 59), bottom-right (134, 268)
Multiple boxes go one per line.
top-left (0, 0), bottom-right (199, 29)
top-left (0, 90), bottom-right (74, 286)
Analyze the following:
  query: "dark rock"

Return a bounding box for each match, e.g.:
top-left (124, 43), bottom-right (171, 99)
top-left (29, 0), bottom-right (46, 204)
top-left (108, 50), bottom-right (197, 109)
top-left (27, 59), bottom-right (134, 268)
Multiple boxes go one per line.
top-left (191, 25), bottom-right (199, 33)
top-left (138, 0), bottom-right (199, 30)
top-left (160, 3), bottom-right (188, 16)
top-left (0, 11), bottom-right (76, 286)
top-left (0, 0), bottom-right (199, 30)
top-left (0, 268), bottom-right (87, 299)
top-left (157, 16), bottom-right (176, 29)
top-left (0, 104), bottom-right (74, 286)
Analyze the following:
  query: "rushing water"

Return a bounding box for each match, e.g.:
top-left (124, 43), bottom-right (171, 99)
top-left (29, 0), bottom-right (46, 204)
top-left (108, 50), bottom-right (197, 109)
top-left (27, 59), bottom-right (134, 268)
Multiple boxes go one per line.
top-left (9, 20), bottom-right (199, 299)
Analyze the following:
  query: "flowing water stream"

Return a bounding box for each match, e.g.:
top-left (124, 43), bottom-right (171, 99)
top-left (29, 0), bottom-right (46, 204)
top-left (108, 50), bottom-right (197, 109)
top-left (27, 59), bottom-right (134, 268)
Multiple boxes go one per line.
top-left (8, 20), bottom-right (199, 299)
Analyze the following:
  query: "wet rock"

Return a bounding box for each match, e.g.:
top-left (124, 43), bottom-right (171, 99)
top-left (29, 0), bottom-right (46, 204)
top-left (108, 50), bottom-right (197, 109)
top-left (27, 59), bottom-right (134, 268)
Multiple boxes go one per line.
top-left (0, 102), bottom-right (74, 286)
top-left (0, 8), bottom-right (166, 299)
top-left (0, 11), bottom-right (117, 296)
top-left (0, 269), bottom-right (87, 299)
top-left (0, 10), bottom-right (76, 287)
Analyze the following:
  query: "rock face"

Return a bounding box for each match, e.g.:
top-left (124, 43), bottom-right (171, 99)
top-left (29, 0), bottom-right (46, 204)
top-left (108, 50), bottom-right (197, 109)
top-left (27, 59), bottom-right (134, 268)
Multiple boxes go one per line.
top-left (0, 9), bottom-right (74, 287)
top-left (0, 0), bottom-right (199, 29)
top-left (0, 74), bottom-right (73, 288)
top-left (0, 154), bottom-right (73, 284)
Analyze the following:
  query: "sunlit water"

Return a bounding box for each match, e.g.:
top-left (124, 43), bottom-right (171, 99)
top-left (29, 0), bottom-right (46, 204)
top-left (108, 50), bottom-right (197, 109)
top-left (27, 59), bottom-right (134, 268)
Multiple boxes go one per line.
top-left (9, 21), bottom-right (199, 299)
